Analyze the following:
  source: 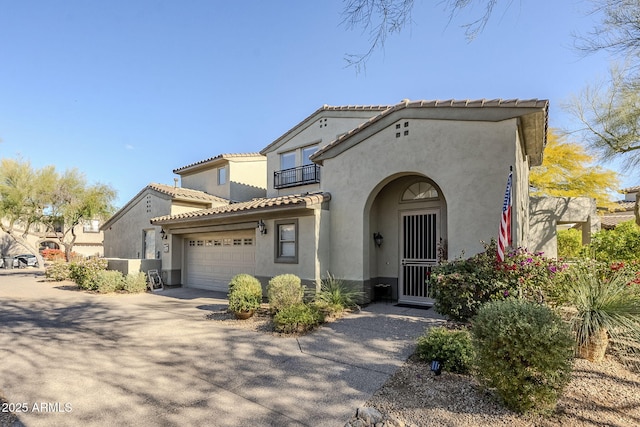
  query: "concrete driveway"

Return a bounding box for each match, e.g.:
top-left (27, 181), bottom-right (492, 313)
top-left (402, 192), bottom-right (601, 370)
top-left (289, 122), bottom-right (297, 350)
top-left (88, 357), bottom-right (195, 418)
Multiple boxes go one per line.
top-left (0, 269), bottom-right (444, 427)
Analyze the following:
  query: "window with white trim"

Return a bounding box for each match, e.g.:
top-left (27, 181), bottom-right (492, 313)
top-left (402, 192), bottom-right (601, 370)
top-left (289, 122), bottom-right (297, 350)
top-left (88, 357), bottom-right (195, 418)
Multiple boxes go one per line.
top-left (275, 219), bottom-right (298, 263)
top-left (83, 219), bottom-right (100, 233)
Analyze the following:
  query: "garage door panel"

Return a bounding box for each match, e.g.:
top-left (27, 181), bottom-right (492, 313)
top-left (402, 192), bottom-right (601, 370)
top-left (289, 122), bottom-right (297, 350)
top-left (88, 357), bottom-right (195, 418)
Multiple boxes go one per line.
top-left (184, 232), bottom-right (256, 292)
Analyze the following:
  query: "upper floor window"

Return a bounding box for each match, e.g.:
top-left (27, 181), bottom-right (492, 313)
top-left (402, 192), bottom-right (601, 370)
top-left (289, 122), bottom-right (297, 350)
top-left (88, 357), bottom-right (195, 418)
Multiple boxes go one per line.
top-left (217, 166), bottom-right (227, 185)
top-left (302, 145), bottom-right (318, 166)
top-left (280, 151), bottom-right (295, 170)
top-left (83, 219), bottom-right (100, 233)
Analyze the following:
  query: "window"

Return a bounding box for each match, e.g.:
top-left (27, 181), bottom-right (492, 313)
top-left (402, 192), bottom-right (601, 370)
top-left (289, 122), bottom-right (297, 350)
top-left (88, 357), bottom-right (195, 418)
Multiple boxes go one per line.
top-left (302, 145), bottom-right (318, 166)
top-left (144, 229), bottom-right (156, 259)
top-left (83, 219), bottom-right (100, 233)
top-left (402, 181), bottom-right (439, 201)
top-left (280, 151), bottom-right (295, 170)
top-left (217, 166), bottom-right (227, 185)
top-left (275, 219), bottom-right (298, 263)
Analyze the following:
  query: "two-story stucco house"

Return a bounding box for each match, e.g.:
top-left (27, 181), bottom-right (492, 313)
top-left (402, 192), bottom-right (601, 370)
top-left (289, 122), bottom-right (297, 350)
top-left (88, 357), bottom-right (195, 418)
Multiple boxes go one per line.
top-left (150, 99), bottom-right (552, 306)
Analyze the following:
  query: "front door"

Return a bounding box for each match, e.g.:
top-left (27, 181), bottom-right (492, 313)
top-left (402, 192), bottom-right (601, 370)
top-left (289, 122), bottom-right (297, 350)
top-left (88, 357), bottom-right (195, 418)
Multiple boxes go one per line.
top-left (399, 210), bottom-right (439, 305)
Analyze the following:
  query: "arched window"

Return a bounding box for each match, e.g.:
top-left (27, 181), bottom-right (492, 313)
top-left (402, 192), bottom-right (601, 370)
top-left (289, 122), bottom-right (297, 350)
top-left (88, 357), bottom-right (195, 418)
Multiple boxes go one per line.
top-left (402, 181), bottom-right (439, 201)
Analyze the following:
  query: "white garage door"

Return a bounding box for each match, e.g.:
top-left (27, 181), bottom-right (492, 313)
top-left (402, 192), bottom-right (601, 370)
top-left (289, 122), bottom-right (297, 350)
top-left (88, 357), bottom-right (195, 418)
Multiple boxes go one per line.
top-left (184, 232), bottom-right (256, 292)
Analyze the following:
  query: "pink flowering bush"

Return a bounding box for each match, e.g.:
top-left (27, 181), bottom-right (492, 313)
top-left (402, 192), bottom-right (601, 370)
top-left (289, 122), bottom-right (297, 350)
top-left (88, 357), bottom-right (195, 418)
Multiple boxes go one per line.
top-left (432, 240), bottom-right (567, 321)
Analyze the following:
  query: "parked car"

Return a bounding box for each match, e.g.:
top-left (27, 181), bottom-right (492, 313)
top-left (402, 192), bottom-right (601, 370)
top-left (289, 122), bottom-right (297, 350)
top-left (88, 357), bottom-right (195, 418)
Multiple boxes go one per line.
top-left (0, 254), bottom-right (39, 268)
top-left (14, 254), bottom-right (38, 268)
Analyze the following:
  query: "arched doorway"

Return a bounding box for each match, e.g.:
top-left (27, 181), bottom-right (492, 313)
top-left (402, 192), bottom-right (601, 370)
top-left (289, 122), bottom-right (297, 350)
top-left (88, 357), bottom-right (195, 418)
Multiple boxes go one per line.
top-left (368, 175), bottom-right (447, 305)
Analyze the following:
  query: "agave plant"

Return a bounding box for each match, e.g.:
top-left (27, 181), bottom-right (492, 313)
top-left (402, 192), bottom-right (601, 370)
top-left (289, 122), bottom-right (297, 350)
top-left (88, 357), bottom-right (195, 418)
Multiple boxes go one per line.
top-left (564, 265), bottom-right (640, 362)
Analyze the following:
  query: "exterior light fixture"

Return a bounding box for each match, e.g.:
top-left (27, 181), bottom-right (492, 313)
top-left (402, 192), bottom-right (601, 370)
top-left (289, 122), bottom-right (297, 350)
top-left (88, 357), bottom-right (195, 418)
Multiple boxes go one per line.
top-left (373, 232), bottom-right (383, 247)
top-left (257, 220), bottom-right (267, 235)
top-left (160, 229), bottom-right (167, 240)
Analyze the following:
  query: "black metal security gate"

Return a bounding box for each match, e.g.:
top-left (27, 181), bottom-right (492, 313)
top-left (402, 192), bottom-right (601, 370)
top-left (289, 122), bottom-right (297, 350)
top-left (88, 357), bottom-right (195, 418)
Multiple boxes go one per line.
top-left (400, 210), bottom-right (438, 305)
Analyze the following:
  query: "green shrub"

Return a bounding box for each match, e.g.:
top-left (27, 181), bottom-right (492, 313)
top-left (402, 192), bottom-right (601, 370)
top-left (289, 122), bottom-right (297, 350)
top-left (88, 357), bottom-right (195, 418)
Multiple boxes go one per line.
top-left (432, 241), bottom-right (504, 321)
top-left (68, 258), bottom-right (108, 290)
top-left (432, 241), bottom-right (567, 321)
top-left (557, 228), bottom-right (583, 259)
top-left (95, 270), bottom-right (125, 293)
top-left (45, 260), bottom-right (71, 281)
top-left (416, 326), bottom-right (475, 374)
top-left (124, 272), bottom-right (148, 293)
top-left (267, 274), bottom-right (304, 312)
top-left (589, 220), bottom-right (640, 262)
top-left (227, 274), bottom-right (263, 314)
top-left (273, 303), bottom-right (323, 334)
top-left (472, 299), bottom-right (574, 414)
top-left (314, 273), bottom-right (363, 314)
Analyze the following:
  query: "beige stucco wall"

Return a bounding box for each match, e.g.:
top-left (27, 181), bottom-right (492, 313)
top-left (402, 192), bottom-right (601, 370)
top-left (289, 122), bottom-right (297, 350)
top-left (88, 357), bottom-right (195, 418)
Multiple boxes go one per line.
top-left (320, 118), bottom-right (522, 281)
top-left (265, 114), bottom-right (383, 197)
top-left (180, 168), bottom-right (228, 199)
top-left (254, 207), bottom-right (329, 285)
top-left (179, 158), bottom-right (266, 202)
top-left (229, 160), bottom-right (267, 201)
top-left (103, 192), bottom-right (172, 259)
top-left (529, 196), bottom-right (600, 258)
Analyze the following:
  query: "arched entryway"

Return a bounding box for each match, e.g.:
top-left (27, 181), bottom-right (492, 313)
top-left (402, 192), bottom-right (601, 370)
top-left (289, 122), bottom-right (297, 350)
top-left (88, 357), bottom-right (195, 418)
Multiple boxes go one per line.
top-left (367, 175), bottom-right (447, 305)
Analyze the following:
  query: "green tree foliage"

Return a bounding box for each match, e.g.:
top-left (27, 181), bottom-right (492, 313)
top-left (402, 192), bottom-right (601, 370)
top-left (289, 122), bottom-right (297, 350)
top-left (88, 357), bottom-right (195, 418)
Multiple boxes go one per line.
top-left (529, 130), bottom-right (620, 209)
top-left (0, 158), bottom-right (117, 261)
top-left (557, 228), bottom-right (584, 259)
top-left (589, 219), bottom-right (640, 261)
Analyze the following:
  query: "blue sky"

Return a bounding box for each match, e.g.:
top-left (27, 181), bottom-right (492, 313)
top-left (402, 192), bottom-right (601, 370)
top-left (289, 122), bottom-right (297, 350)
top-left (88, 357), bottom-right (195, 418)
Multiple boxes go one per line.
top-left (0, 0), bottom-right (634, 207)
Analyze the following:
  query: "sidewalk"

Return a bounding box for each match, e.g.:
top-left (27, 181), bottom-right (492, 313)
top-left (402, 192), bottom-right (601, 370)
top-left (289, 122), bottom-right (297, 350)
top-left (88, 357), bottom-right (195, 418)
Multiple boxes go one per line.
top-left (0, 270), bottom-right (445, 426)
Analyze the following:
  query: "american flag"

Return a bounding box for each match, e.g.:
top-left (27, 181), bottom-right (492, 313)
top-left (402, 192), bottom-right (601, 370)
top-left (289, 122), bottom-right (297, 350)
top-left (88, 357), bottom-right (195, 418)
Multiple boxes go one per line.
top-left (497, 171), bottom-right (513, 262)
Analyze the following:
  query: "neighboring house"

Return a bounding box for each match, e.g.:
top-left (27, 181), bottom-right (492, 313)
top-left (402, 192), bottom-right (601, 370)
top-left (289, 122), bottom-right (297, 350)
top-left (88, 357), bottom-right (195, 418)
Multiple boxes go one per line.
top-left (602, 186), bottom-right (639, 229)
top-left (102, 154), bottom-right (267, 282)
top-left (173, 153), bottom-right (267, 202)
top-left (151, 99), bottom-right (556, 306)
top-left (102, 183), bottom-right (235, 262)
top-left (0, 218), bottom-right (104, 259)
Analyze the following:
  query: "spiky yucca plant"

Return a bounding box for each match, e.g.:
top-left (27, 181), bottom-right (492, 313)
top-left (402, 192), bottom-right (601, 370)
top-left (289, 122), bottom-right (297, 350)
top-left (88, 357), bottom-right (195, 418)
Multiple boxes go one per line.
top-left (315, 273), bottom-right (363, 314)
top-left (565, 267), bottom-right (640, 362)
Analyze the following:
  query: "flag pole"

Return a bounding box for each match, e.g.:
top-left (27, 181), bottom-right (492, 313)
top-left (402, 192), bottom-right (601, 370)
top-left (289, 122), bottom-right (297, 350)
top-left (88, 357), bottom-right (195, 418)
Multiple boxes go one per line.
top-left (497, 167), bottom-right (513, 262)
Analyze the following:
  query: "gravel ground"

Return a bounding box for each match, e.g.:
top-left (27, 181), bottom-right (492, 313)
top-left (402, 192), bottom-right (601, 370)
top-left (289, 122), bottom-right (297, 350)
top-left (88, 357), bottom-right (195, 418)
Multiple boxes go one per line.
top-left (365, 354), bottom-right (640, 427)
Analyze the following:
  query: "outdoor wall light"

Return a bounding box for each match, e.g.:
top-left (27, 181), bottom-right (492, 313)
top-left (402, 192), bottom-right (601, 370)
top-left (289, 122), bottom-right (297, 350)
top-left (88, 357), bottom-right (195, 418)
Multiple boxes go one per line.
top-left (373, 232), bottom-right (383, 247)
top-left (160, 229), bottom-right (167, 240)
top-left (257, 220), bottom-right (267, 235)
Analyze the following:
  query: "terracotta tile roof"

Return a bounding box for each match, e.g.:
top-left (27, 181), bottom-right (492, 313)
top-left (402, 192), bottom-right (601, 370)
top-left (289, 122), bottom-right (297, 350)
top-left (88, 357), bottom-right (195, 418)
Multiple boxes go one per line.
top-left (173, 153), bottom-right (264, 174)
top-left (101, 183), bottom-right (229, 230)
top-left (613, 200), bottom-right (637, 211)
top-left (151, 192), bottom-right (331, 224)
top-left (601, 213), bottom-right (636, 229)
top-left (622, 186), bottom-right (640, 193)
top-left (147, 183), bottom-right (229, 203)
top-left (311, 98), bottom-right (549, 163)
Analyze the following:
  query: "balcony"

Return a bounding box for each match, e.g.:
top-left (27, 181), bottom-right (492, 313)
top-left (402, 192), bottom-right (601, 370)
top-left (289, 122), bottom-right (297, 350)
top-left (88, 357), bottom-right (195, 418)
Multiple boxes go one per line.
top-left (274, 164), bottom-right (321, 189)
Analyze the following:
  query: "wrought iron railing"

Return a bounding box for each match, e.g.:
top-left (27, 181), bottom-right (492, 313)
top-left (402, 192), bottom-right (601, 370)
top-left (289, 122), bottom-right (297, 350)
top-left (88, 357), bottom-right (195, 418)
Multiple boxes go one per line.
top-left (274, 164), bottom-right (321, 189)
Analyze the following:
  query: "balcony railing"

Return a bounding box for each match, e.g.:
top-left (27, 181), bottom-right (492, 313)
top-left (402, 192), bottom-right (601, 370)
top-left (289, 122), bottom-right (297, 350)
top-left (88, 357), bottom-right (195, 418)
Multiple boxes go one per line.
top-left (274, 164), bottom-right (321, 189)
